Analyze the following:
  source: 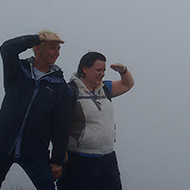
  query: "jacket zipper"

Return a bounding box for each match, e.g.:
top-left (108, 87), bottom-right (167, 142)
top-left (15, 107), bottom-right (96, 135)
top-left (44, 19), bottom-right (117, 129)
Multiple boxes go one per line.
top-left (13, 82), bottom-right (40, 158)
top-left (9, 67), bottom-right (56, 157)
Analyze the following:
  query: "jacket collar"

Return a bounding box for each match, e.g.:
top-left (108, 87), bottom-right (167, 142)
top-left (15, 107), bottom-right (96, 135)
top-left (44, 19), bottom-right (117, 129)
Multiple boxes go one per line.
top-left (20, 57), bottom-right (64, 83)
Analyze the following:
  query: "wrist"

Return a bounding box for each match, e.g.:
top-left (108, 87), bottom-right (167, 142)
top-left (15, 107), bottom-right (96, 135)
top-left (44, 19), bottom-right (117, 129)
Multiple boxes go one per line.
top-left (119, 66), bottom-right (127, 75)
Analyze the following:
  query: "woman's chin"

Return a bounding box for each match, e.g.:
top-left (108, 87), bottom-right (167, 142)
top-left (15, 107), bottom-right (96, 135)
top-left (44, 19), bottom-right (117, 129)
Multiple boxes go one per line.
top-left (96, 81), bottom-right (102, 86)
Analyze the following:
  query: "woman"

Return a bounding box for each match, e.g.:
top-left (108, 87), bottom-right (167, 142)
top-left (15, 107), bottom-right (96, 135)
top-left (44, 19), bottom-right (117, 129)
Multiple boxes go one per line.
top-left (57, 52), bottom-right (134, 190)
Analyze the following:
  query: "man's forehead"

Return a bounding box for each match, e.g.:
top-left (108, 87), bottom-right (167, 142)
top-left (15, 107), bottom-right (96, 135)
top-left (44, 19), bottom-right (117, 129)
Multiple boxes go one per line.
top-left (45, 41), bottom-right (61, 48)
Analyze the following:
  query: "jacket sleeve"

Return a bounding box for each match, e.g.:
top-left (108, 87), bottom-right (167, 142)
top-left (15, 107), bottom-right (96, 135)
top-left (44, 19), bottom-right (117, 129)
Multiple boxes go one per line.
top-left (50, 82), bottom-right (71, 166)
top-left (0, 35), bottom-right (41, 90)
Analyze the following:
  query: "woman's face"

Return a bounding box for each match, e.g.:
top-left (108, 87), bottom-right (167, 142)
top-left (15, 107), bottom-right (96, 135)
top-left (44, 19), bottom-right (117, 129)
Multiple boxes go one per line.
top-left (83, 60), bottom-right (106, 89)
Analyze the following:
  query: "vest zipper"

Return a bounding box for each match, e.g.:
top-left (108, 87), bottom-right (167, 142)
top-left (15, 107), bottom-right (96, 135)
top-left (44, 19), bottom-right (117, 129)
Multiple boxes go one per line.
top-left (77, 128), bottom-right (86, 147)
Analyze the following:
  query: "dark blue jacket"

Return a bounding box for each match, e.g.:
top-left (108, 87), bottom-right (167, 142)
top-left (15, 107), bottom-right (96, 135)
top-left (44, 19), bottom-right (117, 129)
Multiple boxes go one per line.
top-left (0, 35), bottom-right (70, 166)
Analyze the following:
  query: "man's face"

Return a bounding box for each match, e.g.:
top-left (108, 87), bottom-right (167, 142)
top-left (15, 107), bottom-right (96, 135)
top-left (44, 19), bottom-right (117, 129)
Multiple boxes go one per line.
top-left (83, 60), bottom-right (106, 89)
top-left (38, 42), bottom-right (60, 65)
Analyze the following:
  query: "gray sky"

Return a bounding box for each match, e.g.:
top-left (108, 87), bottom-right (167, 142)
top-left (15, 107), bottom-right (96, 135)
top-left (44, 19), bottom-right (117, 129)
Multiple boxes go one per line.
top-left (0, 0), bottom-right (190, 189)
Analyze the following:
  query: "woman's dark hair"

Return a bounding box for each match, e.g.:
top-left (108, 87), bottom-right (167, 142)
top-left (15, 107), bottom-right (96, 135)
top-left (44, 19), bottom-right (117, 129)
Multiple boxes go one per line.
top-left (77, 52), bottom-right (106, 78)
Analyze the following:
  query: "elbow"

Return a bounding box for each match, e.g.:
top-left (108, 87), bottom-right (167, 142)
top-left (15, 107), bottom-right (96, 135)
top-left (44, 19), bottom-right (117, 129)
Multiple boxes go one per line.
top-left (125, 70), bottom-right (135, 91)
top-left (0, 44), bottom-right (6, 58)
top-left (130, 79), bottom-right (135, 89)
top-left (121, 81), bottom-right (134, 95)
top-left (0, 43), bottom-right (5, 54)
top-left (0, 41), bottom-right (10, 55)
top-left (127, 79), bottom-right (135, 91)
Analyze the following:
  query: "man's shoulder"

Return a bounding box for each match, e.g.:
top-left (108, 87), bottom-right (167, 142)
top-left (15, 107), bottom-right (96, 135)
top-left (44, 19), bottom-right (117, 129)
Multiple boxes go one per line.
top-left (49, 64), bottom-right (62, 72)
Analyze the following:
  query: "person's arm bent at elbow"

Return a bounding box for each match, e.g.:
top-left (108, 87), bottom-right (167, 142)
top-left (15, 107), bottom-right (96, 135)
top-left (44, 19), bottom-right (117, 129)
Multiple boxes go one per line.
top-left (110, 63), bottom-right (134, 97)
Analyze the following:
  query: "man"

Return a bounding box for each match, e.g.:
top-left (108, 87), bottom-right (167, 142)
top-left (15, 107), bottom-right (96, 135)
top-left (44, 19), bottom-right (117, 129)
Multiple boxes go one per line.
top-left (0, 30), bottom-right (70, 190)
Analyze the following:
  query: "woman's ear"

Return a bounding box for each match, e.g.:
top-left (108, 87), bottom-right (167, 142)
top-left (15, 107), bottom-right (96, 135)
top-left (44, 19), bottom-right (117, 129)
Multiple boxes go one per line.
top-left (82, 66), bottom-right (87, 74)
top-left (81, 67), bottom-right (87, 78)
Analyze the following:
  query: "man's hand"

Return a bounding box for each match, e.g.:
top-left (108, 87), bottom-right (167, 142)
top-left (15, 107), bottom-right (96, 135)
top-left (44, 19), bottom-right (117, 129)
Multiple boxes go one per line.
top-left (51, 164), bottom-right (62, 181)
top-left (110, 63), bottom-right (127, 74)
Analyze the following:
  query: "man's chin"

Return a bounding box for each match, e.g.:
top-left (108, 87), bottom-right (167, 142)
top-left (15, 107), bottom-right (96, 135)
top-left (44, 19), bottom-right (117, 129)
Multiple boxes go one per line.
top-left (49, 61), bottom-right (55, 65)
top-left (50, 58), bottom-right (57, 64)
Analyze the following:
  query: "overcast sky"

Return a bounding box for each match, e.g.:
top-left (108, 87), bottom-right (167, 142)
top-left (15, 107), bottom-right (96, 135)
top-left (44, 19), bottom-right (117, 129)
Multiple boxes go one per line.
top-left (0, 0), bottom-right (190, 189)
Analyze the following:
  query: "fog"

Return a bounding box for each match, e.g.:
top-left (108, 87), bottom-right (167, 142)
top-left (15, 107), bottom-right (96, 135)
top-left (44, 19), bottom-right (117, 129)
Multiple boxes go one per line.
top-left (0, 0), bottom-right (190, 189)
